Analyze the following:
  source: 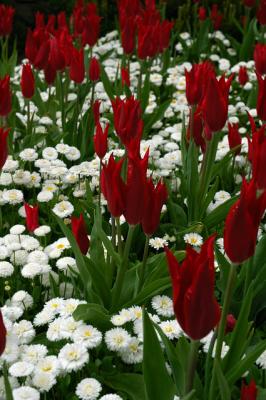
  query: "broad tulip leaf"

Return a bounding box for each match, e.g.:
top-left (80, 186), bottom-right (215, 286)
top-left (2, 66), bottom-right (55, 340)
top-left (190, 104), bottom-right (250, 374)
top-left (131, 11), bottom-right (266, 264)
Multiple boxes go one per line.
top-left (104, 373), bottom-right (146, 400)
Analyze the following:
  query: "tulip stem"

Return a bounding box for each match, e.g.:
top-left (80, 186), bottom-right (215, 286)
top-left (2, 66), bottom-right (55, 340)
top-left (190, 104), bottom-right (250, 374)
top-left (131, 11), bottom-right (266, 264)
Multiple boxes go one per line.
top-left (209, 262), bottom-right (237, 400)
top-left (203, 331), bottom-right (217, 400)
top-left (27, 99), bottom-right (30, 136)
top-left (59, 73), bottom-right (66, 132)
top-left (244, 257), bottom-right (253, 295)
top-left (137, 234), bottom-right (150, 292)
top-left (115, 217), bottom-right (123, 257)
top-left (112, 225), bottom-right (135, 310)
top-left (3, 362), bottom-right (13, 400)
top-left (185, 339), bottom-right (200, 395)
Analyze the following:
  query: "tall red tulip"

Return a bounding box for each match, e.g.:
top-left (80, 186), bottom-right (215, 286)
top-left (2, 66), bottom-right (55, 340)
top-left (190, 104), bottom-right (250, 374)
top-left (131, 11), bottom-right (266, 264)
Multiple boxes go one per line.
top-left (121, 67), bottom-right (130, 87)
top-left (141, 179), bottom-right (168, 235)
top-left (198, 7), bottom-right (207, 21)
top-left (89, 57), bottom-right (100, 82)
top-left (0, 128), bottom-right (9, 170)
top-left (121, 18), bottom-right (136, 55)
top-left (250, 126), bottom-right (266, 189)
top-left (101, 154), bottom-right (126, 217)
top-left (228, 122), bottom-right (242, 155)
top-left (71, 214), bottom-right (90, 255)
top-left (201, 74), bottom-right (233, 133)
top-left (210, 4), bottom-right (223, 30)
top-left (241, 380), bottom-right (257, 400)
top-left (0, 4), bottom-right (15, 37)
top-left (238, 66), bottom-right (249, 86)
top-left (165, 235), bottom-right (221, 340)
top-left (21, 63), bottom-right (35, 99)
top-left (69, 47), bottom-right (85, 84)
top-left (257, 0), bottom-right (266, 25)
top-left (94, 122), bottom-right (109, 159)
top-left (256, 73), bottom-right (266, 121)
top-left (0, 311), bottom-right (6, 356)
top-left (24, 203), bottom-right (39, 232)
top-left (243, 0), bottom-right (256, 7)
top-left (0, 75), bottom-right (12, 117)
top-left (254, 43), bottom-right (266, 75)
top-left (224, 179), bottom-right (266, 263)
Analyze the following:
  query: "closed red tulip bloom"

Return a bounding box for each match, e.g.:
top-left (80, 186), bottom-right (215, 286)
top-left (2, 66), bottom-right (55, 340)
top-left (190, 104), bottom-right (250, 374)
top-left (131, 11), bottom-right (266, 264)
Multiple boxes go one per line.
top-left (34, 38), bottom-right (50, 70)
top-left (112, 96), bottom-right (143, 147)
top-left (0, 128), bottom-right (10, 170)
top-left (198, 6), bottom-right (207, 21)
top-left (93, 100), bottom-right (101, 125)
top-left (241, 380), bottom-right (257, 400)
top-left (228, 122), bottom-right (242, 155)
top-left (94, 122), bottom-right (109, 159)
top-left (256, 73), bottom-right (266, 121)
top-left (257, 0), bottom-right (266, 25)
top-left (141, 179), bottom-right (168, 235)
top-left (21, 63), bottom-right (35, 99)
top-left (165, 235), bottom-right (221, 340)
top-left (69, 47), bottom-right (85, 84)
top-left (243, 0), bottom-right (256, 7)
top-left (254, 43), bottom-right (266, 75)
top-left (89, 57), bottom-right (100, 82)
top-left (0, 75), bottom-right (11, 117)
top-left (121, 17), bottom-right (136, 55)
top-left (82, 13), bottom-right (101, 47)
top-left (121, 67), bottom-right (130, 87)
top-left (224, 179), bottom-right (266, 263)
top-left (225, 314), bottom-right (236, 334)
top-left (250, 126), bottom-right (266, 189)
top-left (0, 311), bottom-right (6, 356)
top-left (238, 66), bottom-right (249, 86)
top-left (210, 4), bottom-right (223, 30)
top-left (124, 150), bottom-right (149, 226)
top-left (71, 214), bottom-right (90, 255)
top-left (201, 74), bottom-right (233, 133)
top-left (24, 203), bottom-right (39, 232)
top-left (185, 61), bottom-right (214, 105)
top-left (101, 154), bottom-right (126, 217)
top-left (187, 106), bottom-right (206, 152)
top-left (0, 5), bottom-right (15, 37)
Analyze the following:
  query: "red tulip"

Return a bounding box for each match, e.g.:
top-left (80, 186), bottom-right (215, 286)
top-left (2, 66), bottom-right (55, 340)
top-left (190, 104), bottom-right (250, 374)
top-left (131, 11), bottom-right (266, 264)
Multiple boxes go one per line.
top-left (228, 122), bottom-right (242, 155)
top-left (254, 43), bottom-right (266, 75)
top-left (24, 203), bottom-right (39, 232)
top-left (225, 314), bottom-right (236, 334)
top-left (0, 311), bottom-right (6, 356)
top-left (34, 38), bottom-right (50, 70)
top-left (241, 380), bottom-right (257, 400)
top-left (238, 66), bottom-right (249, 86)
top-left (101, 154), bottom-right (126, 217)
top-left (201, 74), bottom-right (233, 133)
top-left (250, 126), bottom-right (266, 190)
top-left (121, 17), bottom-right (136, 55)
top-left (69, 47), bottom-right (85, 84)
top-left (243, 0), bottom-right (256, 6)
top-left (210, 4), bottom-right (223, 30)
top-left (0, 75), bottom-right (12, 117)
top-left (81, 11), bottom-right (101, 47)
top-left (185, 62), bottom-right (214, 105)
top-left (198, 6), bottom-right (207, 21)
top-left (121, 67), bottom-right (130, 87)
top-left (71, 214), bottom-right (90, 255)
top-left (48, 36), bottom-right (66, 72)
top-left (94, 122), bottom-right (109, 159)
top-left (21, 63), bottom-right (35, 99)
top-left (186, 106), bottom-right (206, 152)
top-left (256, 72), bottom-right (266, 121)
top-left (224, 179), bottom-right (266, 263)
top-left (0, 4), bottom-right (15, 37)
top-left (112, 96), bottom-right (143, 147)
top-left (257, 0), bottom-right (266, 25)
top-left (165, 235), bottom-right (221, 340)
top-left (141, 179), bottom-right (168, 235)
top-left (89, 57), bottom-right (100, 82)
top-left (0, 128), bottom-right (10, 170)
top-left (93, 100), bottom-right (101, 125)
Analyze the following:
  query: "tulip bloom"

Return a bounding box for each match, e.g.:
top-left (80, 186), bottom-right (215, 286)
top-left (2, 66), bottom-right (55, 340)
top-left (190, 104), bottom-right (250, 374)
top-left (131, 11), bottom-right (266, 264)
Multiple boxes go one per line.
top-left (0, 4), bottom-right (15, 37)
top-left (257, 0), bottom-right (266, 25)
top-left (198, 7), bottom-right (207, 21)
top-left (141, 179), bottom-right (168, 235)
top-left (165, 235), bottom-right (221, 340)
top-left (0, 311), bottom-right (6, 356)
top-left (238, 66), bottom-right (249, 86)
top-left (228, 122), bottom-right (242, 155)
top-left (24, 203), bottom-right (39, 232)
top-left (94, 122), bottom-right (109, 159)
top-left (121, 17), bottom-right (136, 55)
top-left (21, 63), bottom-right (35, 99)
top-left (254, 43), bottom-right (266, 75)
top-left (69, 47), bottom-right (85, 84)
top-left (0, 75), bottom-right (12, 117)
top-left (0, 128), bottom-right (9, 170)
top-left (89, 57), bottom-right (100, 82)
top-left (224, 179), bottom-right (266, 263)
top-left (121, 67), bottom-right (130, 87)
top-left (93, 100), bottom-right (101, 125)
top-left (101, 155), bottom-right (126, 217)
top-left (243, 0), bottom-right (256, 6)
top-left (256, 73), bottom-right (266, 121)
top-left (71, 214), bottom-right (90, 255)
top-left (250, 126), bottom-right (266, 189)
top-left (185, 62), bottom-right (214, 105)
top-left (241, 380), bottom-right (257, 400)
top-left (201, 74), bottom-right (233, 133)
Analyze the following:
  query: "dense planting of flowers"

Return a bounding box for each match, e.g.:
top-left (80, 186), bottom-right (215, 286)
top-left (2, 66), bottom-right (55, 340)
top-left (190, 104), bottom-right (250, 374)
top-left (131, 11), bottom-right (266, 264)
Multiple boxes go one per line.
top-left (1, 0), bottom-right (266, 399)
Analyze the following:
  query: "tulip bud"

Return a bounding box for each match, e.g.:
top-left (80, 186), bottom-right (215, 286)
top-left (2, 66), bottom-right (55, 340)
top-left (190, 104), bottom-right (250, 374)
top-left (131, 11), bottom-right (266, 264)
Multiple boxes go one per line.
top-left (256, 72), bottom-right (266, 121)
top-left (94, 122), bottom-right (109, 159)
top-left (0, 5), bottom-right (15, 37)
top-left (0, 311), bottom-right (6, 356)
top-left (21, 63), bottom-right (35, 99)
top-left (228, 122), bottom-right (242, 155)
top-left (198, 6), bottom-right (207, 21)
top-left (121, 67), bottom-right (130, 87)
top-left (254, 43), bottom-right (266, 75)
top-left (69, 47), bottom-right (85, 84)
top-left (71, 214), bottom-right (90, 255)
top-left (89, 57), bottom-right (100, 82)
top-left (0, 75), bottom-right (12, 117)
top-left (257, 0), bottom-right (266, 26)
top-left (0, 128), bottom-right (10, 170)
top-left (238, 66), bottom-right (249, 86)
top-left (241, 380), bottom-right (257, 400)
top-left (24, 203), bottom-right (39, 232)
top-left (225, 314), bottom-right (236, 334)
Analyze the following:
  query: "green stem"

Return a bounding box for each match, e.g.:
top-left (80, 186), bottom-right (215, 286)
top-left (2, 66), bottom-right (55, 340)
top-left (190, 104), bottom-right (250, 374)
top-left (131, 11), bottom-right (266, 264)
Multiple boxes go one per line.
top-left (112, 225), bottom-right (135, 309)
top-left (3, 362), bottom-right (13, 400)
top-left (185, 340), bottom-right (200, 395)
top-left (203, 331), bottom-right (217, 400)
top-left (244, 257), bottom-right (253, 296)
top-left (209, 262), bottom-right (237, 400)
top-left (27, 99), bottom-right (31, 136)
top-left (137, 234), bottom-right (150, 292)
top-left (59, 73), bottom-right (66, 132)
top-left (115, 217), bottom-right (123, 257)
top-left (98, 162), bottom-right (102, 210)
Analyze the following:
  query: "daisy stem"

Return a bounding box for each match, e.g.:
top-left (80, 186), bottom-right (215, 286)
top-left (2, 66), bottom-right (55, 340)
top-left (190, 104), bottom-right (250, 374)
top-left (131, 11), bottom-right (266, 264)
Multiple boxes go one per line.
top-left (185, 339), bottom-right (200, 395)
top-left (208, 262), bottom-right (237, 400)
top-left (137, 234), bottom-right (150, 292)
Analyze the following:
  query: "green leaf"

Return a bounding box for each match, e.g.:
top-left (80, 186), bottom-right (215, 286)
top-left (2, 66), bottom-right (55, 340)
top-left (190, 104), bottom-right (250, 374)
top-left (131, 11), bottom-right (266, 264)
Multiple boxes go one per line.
top-left (215, 360), bottom-right (231, 400)
top-left (101, 66), bottom-right (115, 100)
top-left (186, 139), bottom-right (199, 222)
top-left (144, 100), bottom-right (171, 134)
top-left (239, 18), bottom-right (256, 61)
top-left (73, 303), bottom-right (112, 331)
top-left (143, 310), bottom-right (176, 400)
top-left (124, 277), bottom-right (171, 308)
top-left (104, 373), bottom-right (147, 400)
top-left (167, 200), bottom-right (187, 227)
top-left (204, 196), bottom-right (238, 229)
